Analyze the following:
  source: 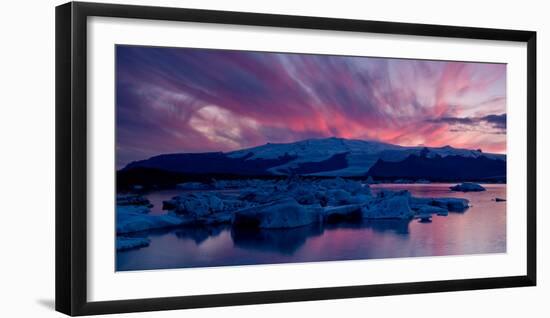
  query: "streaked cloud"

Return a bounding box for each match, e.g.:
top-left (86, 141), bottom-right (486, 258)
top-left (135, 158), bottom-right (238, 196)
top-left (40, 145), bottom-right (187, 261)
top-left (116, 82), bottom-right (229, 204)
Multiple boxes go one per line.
top-left (116, 45), bottom-right (507, 167)
top-left (428, 113), bottom-right (506, 133)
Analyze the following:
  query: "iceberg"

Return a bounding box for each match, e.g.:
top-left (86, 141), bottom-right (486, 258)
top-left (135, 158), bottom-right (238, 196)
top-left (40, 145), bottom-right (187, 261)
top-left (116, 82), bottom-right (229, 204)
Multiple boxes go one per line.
top-left (450, 182), bottom-right (486, 192)
top-left (317, 177), bottom-right (370, 195)
top-left (114, 177), bottom-right (473, 233)
top-left (417, 214), bottom-right (432, 223)
top-left (410, 196), bottom-right (469, 212)
top-left (163, 192), bottom-right (250, 225)
top-left (430, 198), bottom-right (469, 212)
top-left (326, 189), bottom-right (354, 205)
top-left (361, 190), bottom-right (414, 219)
top-left (116, 206), bottom-right (184, 234)
top-left (323, 204), bottom-right (363, 222)
top-left (116, 204), bottom-right (150, 214)
top-left (238, 188), bottom-right (288, 204)
top-left (116, 193), bottom-right (152, 207)
top-left (232, 198), bottom-right (323, 229)
top-left (116, 237), bottom-right (151, 251)
top-left (413, 204), bottom-right (448, 216)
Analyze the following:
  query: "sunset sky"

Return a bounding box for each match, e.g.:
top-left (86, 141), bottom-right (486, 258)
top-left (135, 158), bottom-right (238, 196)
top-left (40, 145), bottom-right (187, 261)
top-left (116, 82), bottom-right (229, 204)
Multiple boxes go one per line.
top-left (116, 45), bottom-right (506, 168)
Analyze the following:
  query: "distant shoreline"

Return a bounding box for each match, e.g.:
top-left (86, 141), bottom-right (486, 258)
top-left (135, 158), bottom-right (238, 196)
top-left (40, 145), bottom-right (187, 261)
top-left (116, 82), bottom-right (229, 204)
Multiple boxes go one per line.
top-left (116, 170), bottom-right (506, 192)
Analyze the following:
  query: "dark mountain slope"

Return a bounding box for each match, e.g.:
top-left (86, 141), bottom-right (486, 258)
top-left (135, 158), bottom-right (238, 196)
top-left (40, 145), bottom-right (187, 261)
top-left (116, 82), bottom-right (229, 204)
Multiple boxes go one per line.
top-left (366, 153), bottom-right (506, 182)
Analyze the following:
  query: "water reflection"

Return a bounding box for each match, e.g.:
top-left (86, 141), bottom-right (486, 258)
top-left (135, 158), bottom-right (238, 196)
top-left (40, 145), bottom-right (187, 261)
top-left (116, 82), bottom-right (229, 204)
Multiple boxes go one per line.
top-left (231, 223), bottom-right (325, 254)
top-left (362, 219), bottom-right (410, 235)
top-left (117, 184), bottom-right (506, 271)
top-left (228, 219), bottom-right (411, 255)
top-left (322, 218), bottom-right (411, 235)
top-left (127, 219), bottom-right (413, 255)
top-left (174, 224), bottom-right (228, 244)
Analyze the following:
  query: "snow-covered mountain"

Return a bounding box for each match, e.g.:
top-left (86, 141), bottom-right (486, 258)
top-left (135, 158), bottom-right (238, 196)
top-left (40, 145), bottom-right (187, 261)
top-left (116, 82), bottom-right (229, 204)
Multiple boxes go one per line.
top-left (227, 137), bottom-right (403, 176)
top-left (227, 137), bottom-right (504, 176)
top-left (121, 137), bottom-right (506, 180)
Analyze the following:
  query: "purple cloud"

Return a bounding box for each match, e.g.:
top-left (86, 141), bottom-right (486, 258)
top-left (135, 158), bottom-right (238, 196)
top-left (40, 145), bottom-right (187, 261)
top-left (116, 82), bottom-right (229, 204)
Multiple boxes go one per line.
top-left (116, 45), bottom-right (507, 168)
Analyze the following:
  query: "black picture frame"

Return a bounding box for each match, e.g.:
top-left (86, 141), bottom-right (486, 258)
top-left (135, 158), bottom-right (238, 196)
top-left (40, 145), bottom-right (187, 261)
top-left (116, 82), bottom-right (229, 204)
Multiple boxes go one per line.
top-left (55, 1), bottom-right (537, 316)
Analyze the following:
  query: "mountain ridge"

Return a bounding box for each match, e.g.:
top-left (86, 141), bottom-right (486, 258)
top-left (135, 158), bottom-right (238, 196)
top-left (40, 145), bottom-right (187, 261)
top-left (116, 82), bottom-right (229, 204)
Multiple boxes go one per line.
top-left (120, 137), bottom-right (506, 185)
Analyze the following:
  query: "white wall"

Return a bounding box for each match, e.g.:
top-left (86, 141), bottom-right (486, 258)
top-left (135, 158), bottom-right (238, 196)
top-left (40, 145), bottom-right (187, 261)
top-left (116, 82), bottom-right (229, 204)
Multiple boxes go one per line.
top-left (0, 0), bottom-right (547, 317)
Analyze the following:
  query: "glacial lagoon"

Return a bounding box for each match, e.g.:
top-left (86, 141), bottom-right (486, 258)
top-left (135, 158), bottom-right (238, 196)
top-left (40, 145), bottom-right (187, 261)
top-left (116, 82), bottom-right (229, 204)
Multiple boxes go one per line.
top-left (116, 183), bottom-right (506, 271)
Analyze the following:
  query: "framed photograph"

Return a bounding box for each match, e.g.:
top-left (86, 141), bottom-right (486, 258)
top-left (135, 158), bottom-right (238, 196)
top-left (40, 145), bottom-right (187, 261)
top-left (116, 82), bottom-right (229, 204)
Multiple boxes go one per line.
top-left (55, 1), bottom-right (536, 316)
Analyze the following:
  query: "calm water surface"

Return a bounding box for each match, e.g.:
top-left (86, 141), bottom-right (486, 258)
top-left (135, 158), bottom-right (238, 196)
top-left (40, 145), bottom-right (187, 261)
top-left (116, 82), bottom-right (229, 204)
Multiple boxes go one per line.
top-left (116, 183), bottom-right (506, 271)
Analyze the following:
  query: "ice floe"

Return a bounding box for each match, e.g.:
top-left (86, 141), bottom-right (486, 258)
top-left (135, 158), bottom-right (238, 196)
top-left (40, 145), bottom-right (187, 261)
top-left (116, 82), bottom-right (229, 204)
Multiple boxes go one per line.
top-left (116, 237), bottom-right (151, 251)
top-left (116, 206), bottom-right (184, 234)
top-left (361, 190), bottom-right (414, 219)
top-left (233, 198), bottom-right (323, 229)
top-left (410, 196), bottom-right (469, 212)
top-left (116, 193), bottom-right (153, 207)
top-left (116, 178), bottom-right (472, 240)
top-left (450, 182), bottom-right (486, 192)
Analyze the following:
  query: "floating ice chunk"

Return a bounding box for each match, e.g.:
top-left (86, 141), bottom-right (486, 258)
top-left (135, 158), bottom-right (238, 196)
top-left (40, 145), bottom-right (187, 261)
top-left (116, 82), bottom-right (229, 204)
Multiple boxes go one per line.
top-left (429, 198), bottom-right (470, 212)
top-left (377, 189), bottom-right (411, 200)
top-left (116, 207), bottom-right (183, 234)
top-left (323, 204), bottom-right (363, 223)
top-left (116, 193), bottom-right (152, 207)
top-left (220, 199), bottom-right (251, 212)
top-left (165, 193), bottom-right (231, 215)
top-left (340, 180), bottom-right (362, 194)
top-left (163, 192), bottom-right (250, 225)
top-left (358, 184), bottom-right (372, 196)
top-left (417, 214), bottom-right (433, 223)
top-left (326, 189), bottom-right (353, 205)
top-left (232, 198), bottom-right (322, 229)
top-left (289, 183), bottom-right (319, 205)
top-left (169, 194), bottom-right (210, 216)
top-left (238, 188), bottom-right (285, 204)
top-left (116, 205), bottom-right (150, 214)
top-left (361, 190), bottom-right (414, 219)
top-left (317, 177), bottom-right (369, 195)
top-left (450, 182), bottom-right (486, 192)
top-left (409, 196), bottom-right (469, 213)
top-left (317, 177), bottom-right (346, 189)
top-left (413, 204), bottom-right (448, 216)
top-left (349, 193), bottom-right (372, 204)
top-left (116, 237), bottom-right (151, 251)
top-left (293, 191), bottom-right (317, 205)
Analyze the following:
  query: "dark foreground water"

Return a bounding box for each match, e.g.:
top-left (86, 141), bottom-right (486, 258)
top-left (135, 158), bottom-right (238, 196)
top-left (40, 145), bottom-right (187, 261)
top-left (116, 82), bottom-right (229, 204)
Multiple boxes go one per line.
top-left (116, 183), bottom-right (506, 271)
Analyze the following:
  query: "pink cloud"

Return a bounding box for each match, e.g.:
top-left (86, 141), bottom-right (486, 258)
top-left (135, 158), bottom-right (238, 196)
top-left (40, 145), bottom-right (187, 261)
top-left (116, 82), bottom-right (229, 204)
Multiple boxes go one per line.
top-left (116, 46), bottom-right (507, 167)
